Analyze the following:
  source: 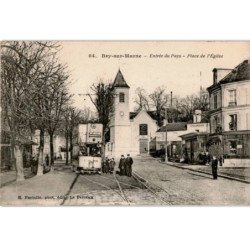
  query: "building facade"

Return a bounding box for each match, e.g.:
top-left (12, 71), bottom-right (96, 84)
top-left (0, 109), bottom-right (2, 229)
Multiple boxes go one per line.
top-left (32, 130), bottom-right (70, 160)
top-left (207, 59), bottom-right (250, 166)
top-left (156, 120), bottom-right (210, 162)
top-left (108, 70), bottom-right (158, 157)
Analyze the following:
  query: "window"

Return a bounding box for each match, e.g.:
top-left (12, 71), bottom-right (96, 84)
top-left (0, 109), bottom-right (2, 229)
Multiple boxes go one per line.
top-left (228, 89), bottom-right (236, 106)
top-left (229, 141), bottom-right (237, 154)
top-left (214, 94), bottom-right (218, 109)
top-left (229, 114), bottom-right (237, 131)
top-left (119, 92), bottom-right (125, 103)
top-left (139, 124), bottom-right (148, 135)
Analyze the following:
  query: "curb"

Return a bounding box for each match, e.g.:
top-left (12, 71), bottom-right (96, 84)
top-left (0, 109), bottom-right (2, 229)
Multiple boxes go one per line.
top-left (160, 161), bottom-right (250, 184)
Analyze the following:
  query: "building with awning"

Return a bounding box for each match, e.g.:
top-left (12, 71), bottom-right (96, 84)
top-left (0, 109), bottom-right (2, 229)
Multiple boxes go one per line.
top-left (180, 131), bottom-right (209, 163)
top-left (207, 59), bottom-right (250, 166)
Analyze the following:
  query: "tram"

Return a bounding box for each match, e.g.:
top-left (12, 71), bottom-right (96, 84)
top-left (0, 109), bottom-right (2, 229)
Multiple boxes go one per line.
top-left (72, 123), bottom-right (103, 174)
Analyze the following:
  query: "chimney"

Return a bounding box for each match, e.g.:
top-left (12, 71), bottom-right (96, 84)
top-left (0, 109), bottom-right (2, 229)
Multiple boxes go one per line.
top-left (213, 68), bottom-right (233, 85)
top-left (213, 68), bottom-right (218, 84)
top-left (193, 110), bottom-right (202, 123)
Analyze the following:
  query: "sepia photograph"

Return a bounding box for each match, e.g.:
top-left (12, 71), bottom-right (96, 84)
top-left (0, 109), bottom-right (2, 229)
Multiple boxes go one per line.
top-left (1, 41), bottom-right (250, 206)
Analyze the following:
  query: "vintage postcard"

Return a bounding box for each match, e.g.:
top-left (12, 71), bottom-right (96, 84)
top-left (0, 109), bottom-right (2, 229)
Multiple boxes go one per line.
top-left (1, 41), bottom-right (250, 206)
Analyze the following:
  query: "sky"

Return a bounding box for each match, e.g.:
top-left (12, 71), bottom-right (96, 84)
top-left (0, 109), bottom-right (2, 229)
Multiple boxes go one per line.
top-left (59, 41), bottom-right (250, 111)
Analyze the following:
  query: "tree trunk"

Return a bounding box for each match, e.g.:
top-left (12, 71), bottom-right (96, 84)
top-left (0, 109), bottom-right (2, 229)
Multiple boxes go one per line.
top-left (65, 132), bottom-right (69, 165)
top-left (14, 144), bottom-right (25, 181)
top-left (10, 138), bottom-right (16, 171)
top-left (49, 132), bottom-right (54, 171)
top-left (37, 129), bottom-right (45, 176)
top-left (69, 132), bottom-right (73, 164)
top-left (101, 130), bottom-right (106, 161)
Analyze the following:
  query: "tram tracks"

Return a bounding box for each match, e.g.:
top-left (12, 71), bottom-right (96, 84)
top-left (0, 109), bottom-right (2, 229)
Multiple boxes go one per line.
top-left (63, 170), bottom-right (174, 205)
top-left (132, 171), bottom-right (173, 205)
top-left (80, 174), bottom-right (131, 205)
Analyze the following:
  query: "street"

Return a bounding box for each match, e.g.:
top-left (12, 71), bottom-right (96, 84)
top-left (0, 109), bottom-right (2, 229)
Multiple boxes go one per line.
top-left (1, 156), bottom-right (250, 206)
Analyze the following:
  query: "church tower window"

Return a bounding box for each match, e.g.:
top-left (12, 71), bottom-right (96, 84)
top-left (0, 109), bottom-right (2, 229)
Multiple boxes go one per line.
top-left (119, 92), bottom-right (125, 103)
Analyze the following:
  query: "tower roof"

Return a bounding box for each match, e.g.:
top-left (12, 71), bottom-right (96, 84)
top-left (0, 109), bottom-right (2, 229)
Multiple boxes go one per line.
top-left (113, 69), bottom-right (130, 88)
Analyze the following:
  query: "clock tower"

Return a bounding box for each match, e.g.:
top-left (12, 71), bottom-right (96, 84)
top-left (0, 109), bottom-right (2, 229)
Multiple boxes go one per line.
top-left (109, 69), bottom-right (131, 157)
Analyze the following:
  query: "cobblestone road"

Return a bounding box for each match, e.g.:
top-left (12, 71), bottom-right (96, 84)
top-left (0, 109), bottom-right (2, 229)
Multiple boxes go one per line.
top-left (1, 156), bottom-right (249, 206)
top-left (133, 156), bottom-right (250, 205)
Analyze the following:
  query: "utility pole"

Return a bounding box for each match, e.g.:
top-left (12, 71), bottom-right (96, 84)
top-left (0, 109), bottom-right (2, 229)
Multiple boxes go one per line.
top-left (170, 91), bottom-right (173, 107)
top-left (165, 107), bottom-right (168, 163)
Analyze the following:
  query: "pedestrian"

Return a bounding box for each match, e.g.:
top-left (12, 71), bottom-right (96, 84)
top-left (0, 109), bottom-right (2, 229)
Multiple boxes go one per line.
top-left (109, 158), bottom-right (115, 174)
top-left (211, 155), bottom-right (218, 180)
top-left (45, 154), bottom-right (49, 166)
top-left (103, 157), bottom-right (110, 174)
top-left (205, 151), bottom-right (211, 165)
top-left (118, 155), bottom-right (126, 175)
top-left (106, 158), bottom-right (110, 174)
top-left (102, 157), bottom-right (108, 173)
top-left (125, 154), bottom-right (133, 177)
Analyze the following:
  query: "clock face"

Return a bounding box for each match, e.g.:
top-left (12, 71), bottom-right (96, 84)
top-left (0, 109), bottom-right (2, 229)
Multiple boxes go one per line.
top-left (120, 111), bottom-right (124, 116)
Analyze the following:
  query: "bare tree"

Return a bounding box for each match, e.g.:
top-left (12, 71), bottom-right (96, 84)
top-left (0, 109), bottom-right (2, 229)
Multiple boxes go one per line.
top-left (149, 87), bottom-right (169, 126)
top-left (44, 64), bottom-right (71, 168)
top-left (1, 41), bottom-right (72, 178)
top-left (1, 41), bottom-right (60, 179)
top-left (176, 90), bottom-right (210, 123)
top-left (134, 87), bottom-right (150, 112)
top-left (88, 82), bottom-right (115, 158)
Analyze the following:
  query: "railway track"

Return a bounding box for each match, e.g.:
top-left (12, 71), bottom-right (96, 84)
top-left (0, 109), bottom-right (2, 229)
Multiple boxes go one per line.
top-left (132, 171), bottom-right (173, 205)
top-left (80, 174), bottom-right (131, 205)
top-left (62, 170), bottom-right (175, 205)
top-left (113, 172), bottom-right (131, 205)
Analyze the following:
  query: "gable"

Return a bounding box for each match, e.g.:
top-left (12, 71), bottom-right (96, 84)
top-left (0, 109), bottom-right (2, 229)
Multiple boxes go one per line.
top-left (132, 110), bottom-right (157, 124)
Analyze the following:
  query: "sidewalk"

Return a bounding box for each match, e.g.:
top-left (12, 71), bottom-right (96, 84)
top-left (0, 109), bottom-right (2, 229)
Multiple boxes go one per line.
top-left (0, 168), bottom-right (76, 206)
top-left (163, 161), bottom-right (250, 184)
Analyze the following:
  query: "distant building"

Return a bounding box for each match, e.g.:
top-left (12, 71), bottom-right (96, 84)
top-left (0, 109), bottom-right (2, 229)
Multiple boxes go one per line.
top-left (179, 122), bottom-right (210, 163)
top-left (207, 59), bottom-right (250, 166)
top-left (32, 130), bottom-right (70, 160)
top-left (156, 112), bottom-right (210, 162)
top-left (156, 122), bottom-right (187, 157)
top-left (108, 70), bottom-right (159, 157)
top-left (0, 130), bottom-right (37, 170)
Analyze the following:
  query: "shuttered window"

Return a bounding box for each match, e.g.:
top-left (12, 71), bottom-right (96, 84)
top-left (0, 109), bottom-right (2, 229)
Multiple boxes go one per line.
top-left (119, 92), bottom-right (125, 103)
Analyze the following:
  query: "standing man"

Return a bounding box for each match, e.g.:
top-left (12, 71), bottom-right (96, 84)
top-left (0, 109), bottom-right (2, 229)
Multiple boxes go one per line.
top-left (211, 155), bottom-right (218, 180)
top-left (109, 158), bottom-right (115, 174)
top-left (118, 155), bottom-right (125, 175)
top-left (125, 154), bottom-right (133, 177)
top-left (205, 151), bottom-right (211, 165)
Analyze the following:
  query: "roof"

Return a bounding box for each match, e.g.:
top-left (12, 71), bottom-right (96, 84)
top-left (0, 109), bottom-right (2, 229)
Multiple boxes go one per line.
top-left (207, 59), bottom-right (250, 92)
top-left (113, 69), bottom-right (130, 88)
top-left (157, 122), bottom-right (187, 132)
top-left (219, 60), bottom-right (250, 84)
top-left (129, 112), bottom-right (137, 119)
top-left (129, 110), bottom-right (164, 121)
top-left (179, 131), bottom-right (209, 139)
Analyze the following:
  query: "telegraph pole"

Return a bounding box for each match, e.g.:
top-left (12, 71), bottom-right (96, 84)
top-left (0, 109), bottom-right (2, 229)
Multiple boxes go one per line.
top-left (165, 107), bottom-right (168, 163)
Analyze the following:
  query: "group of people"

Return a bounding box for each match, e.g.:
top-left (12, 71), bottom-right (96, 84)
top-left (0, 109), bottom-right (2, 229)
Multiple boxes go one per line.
top-left (102, 154), bottom-right (134, 177)
top-left (102, 157), bottom-right (116, 174)
top-left (117, 154), bottom-right (133, 177)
